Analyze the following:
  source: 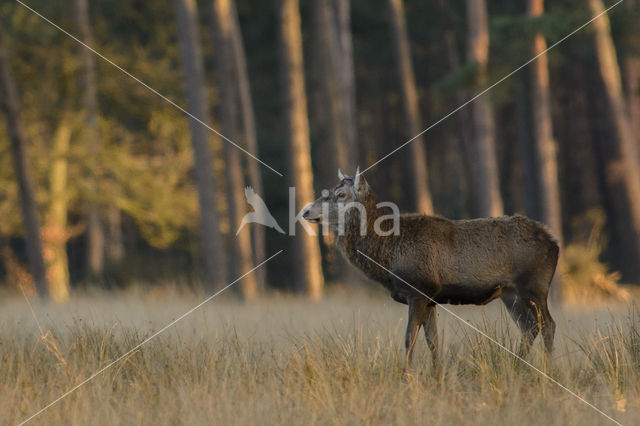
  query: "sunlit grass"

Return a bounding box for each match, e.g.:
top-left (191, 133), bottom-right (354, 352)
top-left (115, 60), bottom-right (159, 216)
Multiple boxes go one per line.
top-left (0, 287), bottom-right (638, 425)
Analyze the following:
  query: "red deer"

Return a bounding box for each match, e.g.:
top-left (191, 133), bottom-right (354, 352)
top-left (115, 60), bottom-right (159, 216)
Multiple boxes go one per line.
top-left (303, 168), bottom-right (558, 373)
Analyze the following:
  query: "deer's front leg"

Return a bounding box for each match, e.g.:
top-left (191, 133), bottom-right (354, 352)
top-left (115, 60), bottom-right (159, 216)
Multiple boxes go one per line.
top-left (404, 296), bottom-right (429, 376)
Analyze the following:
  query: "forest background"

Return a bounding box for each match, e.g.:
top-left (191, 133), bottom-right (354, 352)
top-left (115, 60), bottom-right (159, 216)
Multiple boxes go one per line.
top-left (1, 0), bottom-right (639, 304)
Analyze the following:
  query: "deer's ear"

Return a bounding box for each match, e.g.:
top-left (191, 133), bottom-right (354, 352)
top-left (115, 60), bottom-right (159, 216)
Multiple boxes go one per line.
top-left (353, 167), bottom-right (369, 195)
top-left (338, 168), bottom-right (345, 181)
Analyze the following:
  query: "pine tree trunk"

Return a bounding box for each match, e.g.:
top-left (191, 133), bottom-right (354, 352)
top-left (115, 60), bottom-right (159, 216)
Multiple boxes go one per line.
top-left (44, 119), bottom-right (72, 301)
top-left (332, 0), bottom-right (362, 285)
top-left (625, 58), bottom-right (640, 144)
top-left (624, 1), bottom-right (640, 143)
top-left (314, 0), bottom-right (350, 171)
top-left (313, 0), bottom-right (363, 285)
top-left (278, 0), bottom-right (325, 300)
top-left (72, 0), bottom-right (105, 278)
top-left (590, 0), bottom-right (640, 282)
top-left (387, 0), bottom-right (434, 215)
top-left (75, 0), bottom-right (124, 270)
top-left (528, 0), bottom-right (562, 240)
top-left (227, 0), bottom-right (267, 288)
top-left (465, 0), bottom-right (503, 218)
top-left (106, 207), bottom-right (124, 265)
top-left (436, 0), bottom-right (473, 216)
top-left (515, 75), bottom-right (538, 218)
top-left (212, 0), bottom-right (258, 300)
top-left (174, 0), bottom-right (228, 290)
top-left (528, 0), bottom-right (563, 302)
top-left (0, 30), bottom-right (49, 298)
top-left (558, 65), bottom-right (602, 221)
top-left (333, 0), bottom-right (358, 166)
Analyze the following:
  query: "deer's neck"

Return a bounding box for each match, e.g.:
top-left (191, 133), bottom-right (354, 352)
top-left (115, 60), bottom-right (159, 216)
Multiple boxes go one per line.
top-left (334, 192), bottom-right (395, 283)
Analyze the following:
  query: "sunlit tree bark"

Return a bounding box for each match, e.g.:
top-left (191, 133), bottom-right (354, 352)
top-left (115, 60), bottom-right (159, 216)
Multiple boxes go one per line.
top-left (528, 0), bottom-right (563, 301)
top-left (44, 118), bottom-right (72, 301)
top-left (278, 0), bottom-right (324, 300)
top-left (387, 0), bottom-right (434, 215)
top-left (590, 0), bottom-right (640, 282)
top-left (312, 0), bottom-right (363, 284)
top-left (212, 0), bottom-right (258, 300)
top-left (465, 0), bottom-right (503, 217)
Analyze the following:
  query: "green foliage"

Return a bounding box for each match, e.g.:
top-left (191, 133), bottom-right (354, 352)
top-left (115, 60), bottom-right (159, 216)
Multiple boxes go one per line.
top-left (0, 0), bottom-right (196, 253)
top-left (99, 110), bottom-right (198, 249)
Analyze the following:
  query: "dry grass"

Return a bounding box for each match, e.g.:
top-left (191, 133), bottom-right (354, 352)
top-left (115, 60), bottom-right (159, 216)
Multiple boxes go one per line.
top-left (0, 286), bottom-right (639, 425)
top-left (562, 209), bottom-right (631, 303)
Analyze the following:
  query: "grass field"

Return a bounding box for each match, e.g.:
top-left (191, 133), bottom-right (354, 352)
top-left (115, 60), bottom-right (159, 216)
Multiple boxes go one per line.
top-left (1, 285), bottom-right (638, 425)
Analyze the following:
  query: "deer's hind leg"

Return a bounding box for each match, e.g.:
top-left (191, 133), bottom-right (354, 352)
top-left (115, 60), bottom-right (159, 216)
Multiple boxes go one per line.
top-left (518, 273), bottom-right (556, 357)
top-left (404, 297), bottom-right (429, 375)
top-left (503, 276), bottom-right (556, 359)
top-left (539, 300), bottom-right (555, 356)
top-left (501, 288), bottom-right (541, 357)
top-left (422, 304), bottom-right (439, 369)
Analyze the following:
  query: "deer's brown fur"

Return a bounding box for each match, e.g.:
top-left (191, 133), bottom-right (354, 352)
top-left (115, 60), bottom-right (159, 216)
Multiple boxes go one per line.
top-left (304, 169), bottom-right (559, 373)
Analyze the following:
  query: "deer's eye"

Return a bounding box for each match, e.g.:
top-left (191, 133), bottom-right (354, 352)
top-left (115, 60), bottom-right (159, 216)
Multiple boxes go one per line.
top-left (337, 192), bottom-right (347, 200)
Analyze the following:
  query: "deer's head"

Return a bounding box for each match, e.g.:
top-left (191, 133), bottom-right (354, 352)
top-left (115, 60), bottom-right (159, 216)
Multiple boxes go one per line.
top-left (302, 167), bottom-right (370, 228)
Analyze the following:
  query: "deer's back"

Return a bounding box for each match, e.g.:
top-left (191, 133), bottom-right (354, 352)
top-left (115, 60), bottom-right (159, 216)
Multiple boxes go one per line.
top-left (392, 214), bottom-right (559, 286)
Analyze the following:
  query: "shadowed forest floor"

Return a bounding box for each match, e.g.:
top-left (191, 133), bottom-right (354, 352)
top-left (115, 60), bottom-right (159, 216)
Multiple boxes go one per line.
top-left (1, 285), bottom-right (638, 425)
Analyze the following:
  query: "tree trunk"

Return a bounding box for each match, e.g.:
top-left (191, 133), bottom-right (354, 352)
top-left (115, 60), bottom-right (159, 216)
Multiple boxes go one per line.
top-left (387, 0), bottom-right (434, 215)
top-left (312, 0), bottom-right (363, 285)
top-left (212, 0), bottom-right (258, 300)
top-left (106, 207), bottom-right (124, 265)
top-left (174, 0), bottom-right (228, 290)
top-left (515, 74), bottom-right (538, 218)
top-left (528, 0), bottom-right (563, 302)
top-left (73, 0), bottom-right (105, 278)
top-left (278, 0), bottom-right (325, 300)
top-left (625, 58), bottom-right (640, 144)
top-left (314, 0), bottom-right (350, 171)
top-left (227, 0), bottom-right (266, 288)
top-left (557, 64), bottom-right (602, 230)
top-left (465, 0), bottom-right (503, 218)
top-left (624, 2), bottom-right (640, 143)
top-left (333, 0), bottom-right (358, 166)
top-left (436, 0), bottom-right (473, 217)
top-left (44, 119), bottom-right (72, 302)
top-left (590, 0), bottom-right (640, 282)
top-left (0, 30), bottom-right (49, 298)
